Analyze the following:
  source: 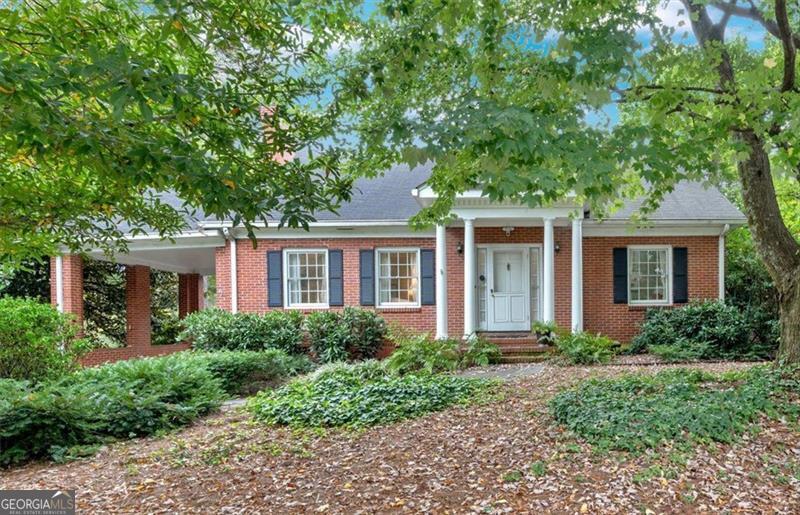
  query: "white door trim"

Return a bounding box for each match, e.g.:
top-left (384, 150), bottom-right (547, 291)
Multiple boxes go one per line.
top-left (486, 246), bottom-right (530, 331)
top-left (476, 244), bottom-right (543, 331)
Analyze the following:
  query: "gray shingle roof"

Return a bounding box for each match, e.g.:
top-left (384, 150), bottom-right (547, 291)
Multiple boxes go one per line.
top-left (604, 181), bottom-right (745, 221)
top-left (313, 161), bottom-right (434, 221)
top-left (148, 163), bottom-right (744, 229)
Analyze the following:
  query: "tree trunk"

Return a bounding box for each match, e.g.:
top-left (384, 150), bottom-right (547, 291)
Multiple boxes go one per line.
top-left (778, 282), bottom-right (800, 363)
top-left (737, 130), bottom-right (800, 362)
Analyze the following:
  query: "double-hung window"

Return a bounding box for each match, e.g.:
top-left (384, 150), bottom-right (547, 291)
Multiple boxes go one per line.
top-left (628, 246), bottom-right (671, 305)
top-left (284, 249), bottom-right (328, 308)
top-left (376, 249), bottom-right (420, 307)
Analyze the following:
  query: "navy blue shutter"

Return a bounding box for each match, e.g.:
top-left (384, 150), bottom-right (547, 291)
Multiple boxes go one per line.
top-left (359, 249), bottom-right (375, 306)
top-left (328, 250), bottom-right (344, 306)
top-left (267, 251), bottom-right (282, 307)
top-left (613, 248), bottom-right (628, 304)
top-left (673, 247), bottom-right (688, 303)
top-left (420, 249), bottom-right (435, 305)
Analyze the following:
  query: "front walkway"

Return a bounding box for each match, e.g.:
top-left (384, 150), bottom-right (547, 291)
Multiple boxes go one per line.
top-left (458, 363), bottom-right (545, 381)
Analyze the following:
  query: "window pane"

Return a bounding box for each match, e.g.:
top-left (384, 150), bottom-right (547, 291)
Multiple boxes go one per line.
top-left (377, 250), bottom-right (419, 305)
top-left (628, 248), bottom-right (669, 304)
top-left (285, 251), bottom-right (328, 306)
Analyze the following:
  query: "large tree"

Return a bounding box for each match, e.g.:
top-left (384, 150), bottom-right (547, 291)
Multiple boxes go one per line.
top-left (332, 0), bottom-right (800, 361)
top-left (0, 0), bottom-right (353, 266)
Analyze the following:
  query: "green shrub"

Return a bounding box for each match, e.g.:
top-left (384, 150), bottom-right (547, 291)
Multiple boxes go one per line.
top-left (0, 354), bottom-right (227, 465)
top-left (725, 227), bottom-right (781, 355)
top-left (180, 308), bottom-right (304, 353)
top-left (0, 297), bottom-right (92, 382)
top-left (59, 355), bottom-right (225, 439)
top-left (648, 338), bottom-right (711, 363)
top-left (248, 361), bottom-right (492, 428)
top-left (187, 350), bottom-right (314, 396)
top-left (549, 366), bottom-right (799, 453)
top-left (305, 311), bottom-right (350, 363)
top-left (629, 301), bottom-right (772, 360)
top-left (460, 337), bottom-right (502, 367)
top-left (0, 378), bottom-right (97, 466)
top-left (556, 331), bottom-right (617, 365)
top-left (385, 333), bottom-right (461, 375)
top-left (305, 308), bottom-right (387, 363)
top-left (341, 307), bottom-right (388, 360)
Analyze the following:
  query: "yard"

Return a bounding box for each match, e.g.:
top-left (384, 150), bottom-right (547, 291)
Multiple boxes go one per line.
top-left (3, 361), bottom-right (799, 513)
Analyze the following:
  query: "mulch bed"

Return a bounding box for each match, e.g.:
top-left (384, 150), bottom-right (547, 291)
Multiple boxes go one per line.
top-left (2, 362), bottom-right (799, 513)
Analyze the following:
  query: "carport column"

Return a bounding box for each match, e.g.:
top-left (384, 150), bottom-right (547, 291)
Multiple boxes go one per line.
top-left (542, 217), bottom-right (555, 323)
top-left (50, 254), bottom-right (84, 332)
top-left (571, 217), bottom-right (583, 332)
top-left (178, 273), bottom-right (202, 318)
top-left (463, 217), bottom-right (476, 338)
top-left (126, 265), bottom-right (151, 348)
top-left (435, 224), bottom-right (448, 339)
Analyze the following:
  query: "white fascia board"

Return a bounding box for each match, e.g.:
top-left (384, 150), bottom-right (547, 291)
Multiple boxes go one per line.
top-left (452, 206), bottom-right (579, 221)
top-left (197, 219), bottom-right (413, 229)
top-left (120, 231), bottom-right (226, 251)
top-left (583, 219), bottom-right (746, 237)
top-left (236, 225), bottom-right (434, 239)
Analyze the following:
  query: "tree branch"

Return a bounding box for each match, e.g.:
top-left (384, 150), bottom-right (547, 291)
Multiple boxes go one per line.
top-left (712, 1), bottom-right (800, 47)
top-left (774, 0), bottom-right (797, 91)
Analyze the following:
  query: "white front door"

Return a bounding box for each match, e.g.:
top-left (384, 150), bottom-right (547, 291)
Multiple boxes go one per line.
top-left (488, 248), bottom-right (530, 331)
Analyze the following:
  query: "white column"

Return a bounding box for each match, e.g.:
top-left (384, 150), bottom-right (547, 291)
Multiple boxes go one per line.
top-left (228, 234), bottom-right (238, 314)
top-left (542, 217), bottom-right (555, 323)
top-left (435, 224), bottom-right (448, 339)
top-left (571, 218), bottom-right (583, 332)
top-left (463, 218), bottom-right (476, 337)
top-left (55, 255), bottom-right (64, 313)
top-left (719, 224), bottom-right (729, 301)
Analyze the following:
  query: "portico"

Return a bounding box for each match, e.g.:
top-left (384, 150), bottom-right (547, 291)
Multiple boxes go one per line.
top-left (414, 187), bottom-right (585, 339)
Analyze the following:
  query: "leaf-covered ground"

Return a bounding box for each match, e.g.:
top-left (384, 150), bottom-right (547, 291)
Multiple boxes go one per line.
top-left (3, 362), bottom-right (799, 513)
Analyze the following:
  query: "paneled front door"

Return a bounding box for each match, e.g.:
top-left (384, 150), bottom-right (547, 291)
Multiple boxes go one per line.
top-left (487, 248), bottom-right (530, 331)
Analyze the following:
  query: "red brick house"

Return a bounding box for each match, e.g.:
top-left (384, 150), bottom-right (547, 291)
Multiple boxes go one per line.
top-left (50, 163), bottom-right (746, 363)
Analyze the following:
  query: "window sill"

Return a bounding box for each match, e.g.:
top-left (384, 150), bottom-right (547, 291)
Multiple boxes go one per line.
top-left (285, 305), bottom-right (330, 312)
top-left (376, 305), bottom-right (423, 313)
top-left (627, 304), bottom-right (672, 311)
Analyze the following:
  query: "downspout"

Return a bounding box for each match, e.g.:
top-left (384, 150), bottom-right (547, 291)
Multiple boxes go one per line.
top-left (55, 255), bottom-right (64, 313)
top-left (719, 223), bottom-right (731, 302)
top-left (223, 228), bottom-right (238, 313)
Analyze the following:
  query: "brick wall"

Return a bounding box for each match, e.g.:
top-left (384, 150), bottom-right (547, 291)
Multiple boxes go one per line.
top-left (212, 231), bottom-right (720, 343)
top-left (583, 236), bottom-right (719, 342)
top-left (225, 237), bottom-right (437, 333)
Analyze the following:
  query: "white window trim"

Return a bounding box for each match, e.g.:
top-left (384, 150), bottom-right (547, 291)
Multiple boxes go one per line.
top-left (375, 247), bottom-right (422, 308)
top-left (627, 245), bottom-right (673, 306)
top-left (283, 248), bottom-right (330, 309)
